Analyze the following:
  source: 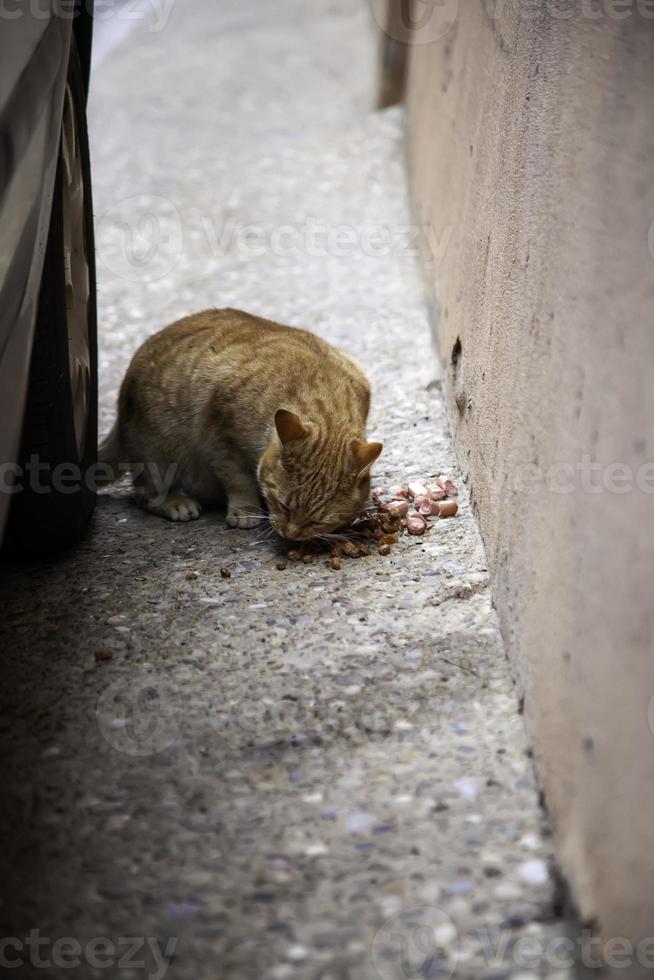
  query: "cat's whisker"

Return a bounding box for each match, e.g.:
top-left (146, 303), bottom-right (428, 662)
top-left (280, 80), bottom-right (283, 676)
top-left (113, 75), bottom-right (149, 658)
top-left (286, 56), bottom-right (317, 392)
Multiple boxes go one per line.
top-left (254, 522), bottom-right (274, 541)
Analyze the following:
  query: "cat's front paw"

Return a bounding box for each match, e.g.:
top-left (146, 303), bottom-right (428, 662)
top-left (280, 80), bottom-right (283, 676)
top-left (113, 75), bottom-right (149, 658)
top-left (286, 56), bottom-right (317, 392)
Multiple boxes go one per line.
top-left (226, 506), bottom-right (264, 530)
top-left (156, 495), bottom-right (202, 522)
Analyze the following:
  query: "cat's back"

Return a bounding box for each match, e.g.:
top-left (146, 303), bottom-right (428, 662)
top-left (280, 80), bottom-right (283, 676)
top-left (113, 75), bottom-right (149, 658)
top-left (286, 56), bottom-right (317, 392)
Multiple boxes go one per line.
top-left (200, 308), bottom-right (340, 364)
top-left (211, 310), bottom-right (368, 384)
top-left (131, 308), bottom-right (363, 382)
top-left (124, 309), bottom-right (370, 429)
top-left (212, 310), bottom-right (371, 397)
top-left (132, 308), bottom-right (328, 360)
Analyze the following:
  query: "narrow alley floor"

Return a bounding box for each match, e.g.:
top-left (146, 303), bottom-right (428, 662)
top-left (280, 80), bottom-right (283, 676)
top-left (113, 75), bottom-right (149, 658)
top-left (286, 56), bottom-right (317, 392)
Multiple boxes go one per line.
top-left (0, 2), bottom-right (571, 978)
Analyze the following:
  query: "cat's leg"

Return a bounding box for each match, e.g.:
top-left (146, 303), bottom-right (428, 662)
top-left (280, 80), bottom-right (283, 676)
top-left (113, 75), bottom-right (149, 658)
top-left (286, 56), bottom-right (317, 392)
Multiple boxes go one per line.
top-left (147, 494), bottom-right (202, 522)
top-left (219, 459), bottom-right (264, 529)
top-left (226, 481), bottom-right (264, 529)
top-left (120, 413), bottom-right (203, 522)
top-left (133, 465), bottom-right (202, 523)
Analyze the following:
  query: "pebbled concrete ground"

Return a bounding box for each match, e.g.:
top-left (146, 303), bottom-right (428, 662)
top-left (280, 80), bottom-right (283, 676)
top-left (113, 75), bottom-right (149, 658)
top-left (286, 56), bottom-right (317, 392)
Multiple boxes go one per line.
top-left (0, 2), bottom-right (572, 978)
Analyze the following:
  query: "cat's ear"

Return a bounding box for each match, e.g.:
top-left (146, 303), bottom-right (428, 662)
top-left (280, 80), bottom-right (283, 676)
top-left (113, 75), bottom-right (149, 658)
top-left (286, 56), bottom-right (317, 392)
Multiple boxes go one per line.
top-left (352, 439), bottom-right (383, 476)
top-left (275, 409), bottom-right (310, 445)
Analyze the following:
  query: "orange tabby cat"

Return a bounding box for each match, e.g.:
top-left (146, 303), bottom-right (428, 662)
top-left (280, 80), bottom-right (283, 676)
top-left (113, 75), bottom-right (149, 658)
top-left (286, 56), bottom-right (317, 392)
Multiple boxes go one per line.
top-left (100, 308), bottom-right (382, 541)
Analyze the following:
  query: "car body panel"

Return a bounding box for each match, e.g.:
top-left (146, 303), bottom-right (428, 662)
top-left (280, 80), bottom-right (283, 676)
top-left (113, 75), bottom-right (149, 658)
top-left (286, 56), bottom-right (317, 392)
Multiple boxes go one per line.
top-left (0, 14), bottom-right (69, 353)
top-left (0, 2), bottom-right (93, 537)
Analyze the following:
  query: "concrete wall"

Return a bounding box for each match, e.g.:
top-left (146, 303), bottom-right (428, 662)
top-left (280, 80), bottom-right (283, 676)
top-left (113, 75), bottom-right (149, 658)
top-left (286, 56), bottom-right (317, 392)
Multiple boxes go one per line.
top-left (397, 0), bottom-right (654, 955)
top-left (375, 0), bottom-right (409, 107)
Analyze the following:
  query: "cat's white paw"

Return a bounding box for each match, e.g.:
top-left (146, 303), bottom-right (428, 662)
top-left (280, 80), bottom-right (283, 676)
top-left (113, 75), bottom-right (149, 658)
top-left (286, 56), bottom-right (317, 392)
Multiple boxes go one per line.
top-left (226, 507), bottom-right (264, 530)
top-left (159, 496), bottom-right (202, 522)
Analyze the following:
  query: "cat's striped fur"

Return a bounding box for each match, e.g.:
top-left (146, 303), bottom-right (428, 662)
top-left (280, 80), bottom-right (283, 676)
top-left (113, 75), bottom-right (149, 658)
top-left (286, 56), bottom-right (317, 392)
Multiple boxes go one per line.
top-left (100, 308), bottom-right (382, 540)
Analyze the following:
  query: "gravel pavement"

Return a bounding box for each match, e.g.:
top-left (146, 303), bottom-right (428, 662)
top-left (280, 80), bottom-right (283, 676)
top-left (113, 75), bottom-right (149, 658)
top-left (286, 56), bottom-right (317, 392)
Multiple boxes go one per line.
top-left (0, 2), bottom-right (572, 978)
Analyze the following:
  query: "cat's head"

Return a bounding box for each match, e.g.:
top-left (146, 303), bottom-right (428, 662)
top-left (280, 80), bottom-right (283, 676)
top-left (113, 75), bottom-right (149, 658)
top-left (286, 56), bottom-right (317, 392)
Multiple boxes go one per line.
top-left (258, 409), bottom-right (383, 542)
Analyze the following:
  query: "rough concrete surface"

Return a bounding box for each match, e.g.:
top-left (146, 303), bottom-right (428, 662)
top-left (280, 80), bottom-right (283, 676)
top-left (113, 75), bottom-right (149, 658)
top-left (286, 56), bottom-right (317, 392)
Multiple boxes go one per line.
top-left (0, 2), bottom-right (570, 978)
top-left (404, 7), bottom-right (654, 953)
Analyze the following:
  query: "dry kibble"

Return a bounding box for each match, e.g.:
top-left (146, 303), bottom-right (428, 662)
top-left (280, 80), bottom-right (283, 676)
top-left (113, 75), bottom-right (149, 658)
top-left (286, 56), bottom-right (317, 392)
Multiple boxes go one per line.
top-left (438, 501), bottom-right (459, 518)
top-left (220, 566), bottom-right (231, 579)
top-left (380, 534), bottom-right (397, 545)
top-left (330, 556), bottom-right (342, 571)
top-left (302, 553), bottom-right (314, 564)
top-left (287, 549), bottom-right (302, 562)
top-left (378, 544), bottom-right (391, 556)
top-left (185, 570), bottom-right (199, 581)
top-left (276, 560), bottom-right (287, 571)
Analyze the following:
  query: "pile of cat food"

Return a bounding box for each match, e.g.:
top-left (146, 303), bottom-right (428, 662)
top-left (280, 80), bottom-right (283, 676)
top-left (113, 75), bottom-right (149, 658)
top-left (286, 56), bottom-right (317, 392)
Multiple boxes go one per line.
top-left (279, 476), bottom-right (458, 570)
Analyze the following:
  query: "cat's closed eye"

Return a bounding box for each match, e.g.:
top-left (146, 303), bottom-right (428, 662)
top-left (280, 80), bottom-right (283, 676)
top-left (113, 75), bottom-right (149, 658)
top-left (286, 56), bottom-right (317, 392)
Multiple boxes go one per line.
top-left (269, 495), bottom-right (290, 516)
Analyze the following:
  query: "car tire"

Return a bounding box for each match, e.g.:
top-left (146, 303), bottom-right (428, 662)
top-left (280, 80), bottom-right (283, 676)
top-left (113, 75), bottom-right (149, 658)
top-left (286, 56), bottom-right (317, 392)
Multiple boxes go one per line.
top-left (5, 39), bottom-right (98, 557)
